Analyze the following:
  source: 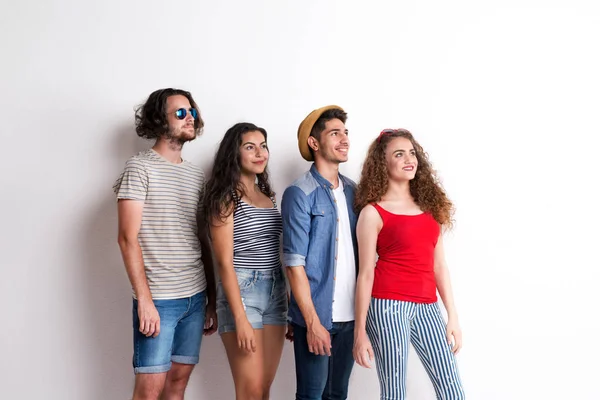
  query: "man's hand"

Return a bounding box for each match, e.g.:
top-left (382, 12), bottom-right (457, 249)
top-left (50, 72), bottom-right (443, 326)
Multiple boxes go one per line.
top-left (138, 299), bottom-right (160, 337)
top-left (204, 303), bottom-right (218, 336)
top-left (307, 321), bottom-right (331, 356)
top-left (285, 323), bottom-right (294, 342)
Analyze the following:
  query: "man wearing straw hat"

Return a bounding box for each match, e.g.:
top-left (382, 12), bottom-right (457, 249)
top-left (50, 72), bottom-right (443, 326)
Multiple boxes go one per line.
top-left (282, 106), bottom-right (358, 399)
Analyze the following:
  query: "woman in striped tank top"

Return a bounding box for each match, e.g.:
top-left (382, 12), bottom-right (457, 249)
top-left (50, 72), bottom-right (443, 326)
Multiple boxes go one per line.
top-left (204, 122), bottom-right (288, 400)
top-left (353, 129), bottom-right (465, 399)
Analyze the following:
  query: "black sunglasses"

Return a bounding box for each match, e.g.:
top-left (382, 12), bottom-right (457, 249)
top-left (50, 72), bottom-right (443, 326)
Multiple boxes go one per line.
top-left (174, 108), bottom-right (198, 120)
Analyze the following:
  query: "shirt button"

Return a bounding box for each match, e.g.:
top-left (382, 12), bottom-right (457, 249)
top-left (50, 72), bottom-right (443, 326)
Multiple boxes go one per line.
top-left (335, 256), bottom-right (338, 260)
top-left (337, 218), bottom-right (339, 222)
top-left (322, 211), bottom-right (324, 214)
top-left (330, 185), bottom-right (334, 189)
top-left (334, 199), bottom-right (337, 203)
top-left (334, 276), bottom-right (336, 280)
top-left (336, 237), bottom-right (339, 241)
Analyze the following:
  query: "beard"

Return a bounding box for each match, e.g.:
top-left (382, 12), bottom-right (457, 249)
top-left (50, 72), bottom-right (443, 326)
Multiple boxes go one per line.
top-left (164, 126), bottom-right (197, 150)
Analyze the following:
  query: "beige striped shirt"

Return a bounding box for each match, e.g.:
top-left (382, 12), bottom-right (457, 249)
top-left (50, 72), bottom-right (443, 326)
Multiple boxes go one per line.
top-left (113, 149), bottom-right (207, 299)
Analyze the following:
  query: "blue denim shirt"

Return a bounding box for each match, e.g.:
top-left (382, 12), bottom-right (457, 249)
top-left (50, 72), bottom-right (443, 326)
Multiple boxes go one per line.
top-left (282, 164), bottom-right (358, 330)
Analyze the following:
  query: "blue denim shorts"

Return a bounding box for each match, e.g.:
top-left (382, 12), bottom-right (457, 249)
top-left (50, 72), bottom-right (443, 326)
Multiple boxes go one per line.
top-left (132, 291), bottom-right (206, 374)
top-left (216, 267), bottom-right (288, 334)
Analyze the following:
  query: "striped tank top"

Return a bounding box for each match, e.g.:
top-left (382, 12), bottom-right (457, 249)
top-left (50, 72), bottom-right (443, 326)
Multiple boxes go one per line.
top-left (233, 197), bottom-right (283, 270)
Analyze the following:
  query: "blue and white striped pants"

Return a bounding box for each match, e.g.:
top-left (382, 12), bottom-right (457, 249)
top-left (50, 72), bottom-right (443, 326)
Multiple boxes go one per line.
top-left (366, 298), bottom-right (465, 399)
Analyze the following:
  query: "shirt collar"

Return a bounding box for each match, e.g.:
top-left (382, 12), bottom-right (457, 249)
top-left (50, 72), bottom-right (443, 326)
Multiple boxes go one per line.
top-left (310, 163), bottom-right (345, 189)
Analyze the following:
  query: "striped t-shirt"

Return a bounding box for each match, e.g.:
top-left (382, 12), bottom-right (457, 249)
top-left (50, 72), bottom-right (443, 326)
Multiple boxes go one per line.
top-left (113, 149), bottom-right (207, 299)
top-left (233, 198), bottom-right (283, 270)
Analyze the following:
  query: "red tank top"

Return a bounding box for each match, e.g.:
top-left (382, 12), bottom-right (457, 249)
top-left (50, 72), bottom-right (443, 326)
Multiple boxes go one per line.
top-left (371, 203), bottom-right (440, 303)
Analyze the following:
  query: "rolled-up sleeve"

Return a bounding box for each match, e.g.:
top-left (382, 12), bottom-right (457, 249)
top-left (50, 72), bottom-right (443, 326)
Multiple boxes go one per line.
top-left (113, 158), bottom-right (148, 201)
top-left (281, 186), bottom-right (310, 268)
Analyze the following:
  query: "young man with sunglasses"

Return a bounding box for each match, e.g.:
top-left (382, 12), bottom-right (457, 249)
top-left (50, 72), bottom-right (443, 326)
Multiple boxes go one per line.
top-left (113, 88), bottom-right (217, 400)
top-left (282, 106), bottom-right (358, 399)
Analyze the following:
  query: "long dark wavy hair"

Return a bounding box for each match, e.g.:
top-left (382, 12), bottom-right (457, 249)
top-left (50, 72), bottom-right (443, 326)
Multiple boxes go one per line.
top-left (204, 123), bottom-right (274, 223)
top-left (355, 129), bottom-right (455, 228)
top-left (135, 88), bottom-right (204, 139)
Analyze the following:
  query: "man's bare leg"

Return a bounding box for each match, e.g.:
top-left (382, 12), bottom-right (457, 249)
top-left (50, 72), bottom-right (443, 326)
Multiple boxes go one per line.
top-left (162, 362), bottom-right (195, 400)
top-left (133, 372), bottom-right (167, 400)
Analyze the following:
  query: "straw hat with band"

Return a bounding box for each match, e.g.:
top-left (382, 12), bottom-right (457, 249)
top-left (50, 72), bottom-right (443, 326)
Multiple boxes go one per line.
top-left (297, 105), bottom-right (345, 162)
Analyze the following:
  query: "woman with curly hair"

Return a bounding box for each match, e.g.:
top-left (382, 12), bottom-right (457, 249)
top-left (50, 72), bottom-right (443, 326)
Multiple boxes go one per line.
top-left (352, 129), bottom-right (465, 399)
top-left (204, 122), bottom-right (288, 400)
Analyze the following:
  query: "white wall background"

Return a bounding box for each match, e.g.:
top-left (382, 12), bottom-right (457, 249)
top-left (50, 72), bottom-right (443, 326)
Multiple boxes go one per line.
top-left (1, 0), bottom-right (599, 399)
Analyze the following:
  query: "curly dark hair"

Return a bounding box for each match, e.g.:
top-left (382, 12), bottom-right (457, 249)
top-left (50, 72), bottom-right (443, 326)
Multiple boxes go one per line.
top-left (355, 129), bottom-right (454, 228)
top-left (135, 88), bottom-right (204, 139)
top-left (204, 122), bottom-right (275, 224)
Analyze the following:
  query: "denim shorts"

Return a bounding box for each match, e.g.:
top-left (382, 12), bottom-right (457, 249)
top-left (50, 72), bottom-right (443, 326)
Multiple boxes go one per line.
top-left (216, 267), bottom-right (288, 334)
top-left (132, 291), bottom-right (206, 374)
